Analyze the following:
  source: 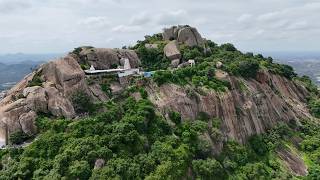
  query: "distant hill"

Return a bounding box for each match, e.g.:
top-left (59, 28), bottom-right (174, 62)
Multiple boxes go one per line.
top-left (0, 53), bottom-right (63, 64)
top-left (0, 61), bottom-right (43, 91)
top-left (0, 53), bottom-right (63, 91)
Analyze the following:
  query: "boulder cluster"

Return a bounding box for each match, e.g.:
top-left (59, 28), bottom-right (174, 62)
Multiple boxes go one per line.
top-left (162, 25), bottom-right (205, 67)
top-left (162, 25), bottom-right (205, 47)
top-left (76, 47), bottom-right (140, 70)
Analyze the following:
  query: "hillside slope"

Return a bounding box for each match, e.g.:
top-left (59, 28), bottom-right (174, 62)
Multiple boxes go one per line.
top-left (0, 25), bottom-right (319, 179)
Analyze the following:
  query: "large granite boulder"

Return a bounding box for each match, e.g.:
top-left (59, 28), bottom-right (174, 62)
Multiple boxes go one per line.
top-left (23, 86), bottom-right (48, 113)
top-left (162, 25), bottom-right (205, 47)
top-left (42, 55), bottom-right (87, 96)
top-left (19, 111), bottom-right (37, 135)
top-left (45, 85), bottom-right (75, 119)
top-left (164, 40), bottom-right (181, 60)
top-left (78, 48), bottom-right (140, 70)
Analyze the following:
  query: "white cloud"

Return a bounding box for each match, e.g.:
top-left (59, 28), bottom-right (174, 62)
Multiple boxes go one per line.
top-left (78, 16), bottom-right (111, 27)
top-left (0, 0), bottom-right (319, 53)
top-left (0, 0), bottom-right (31, 13)
top-left (237, 14), bottom-right (252, 23)
top-left (156, 9), bottom-right (188, 26)
top-left (111, 25), bottom-right (142, 33)
top-left (129, 12), bottom-right (151, 25)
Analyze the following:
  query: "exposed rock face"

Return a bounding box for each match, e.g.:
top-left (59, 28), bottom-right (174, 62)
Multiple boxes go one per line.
top-left (277, 148), bottom-right (308, 176)
top-left (171, 59), bottom-right (180, 68)
top-left (0, 55), bottom-right (109, 141)
top-left (162, 25), bottom-right (205, 47)
top-left (78, 48), bottom-right (140, 70)
top-left (147, 70), bottom-right (311, 144)
top-left (0, 46), bottom-right (142, 143)
top-left (94, 159), bottom-right (105, 169)
top-left (164, 40), bottom-right (181, 60)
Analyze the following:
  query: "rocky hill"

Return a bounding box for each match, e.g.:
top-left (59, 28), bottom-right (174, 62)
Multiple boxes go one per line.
top-left (0, 25), bottom-right (319, 179)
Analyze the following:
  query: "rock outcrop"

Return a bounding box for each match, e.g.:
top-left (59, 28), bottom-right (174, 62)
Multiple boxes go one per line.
top-left (162, 25), bottom-right (205, 47)
top-left (77, 47), bottom-right (140, 70)
top-left (0, 46), bottom-right (142, 143)
top-left (164, 40), bottom-right (181, 60)
top-left (146, 70), bottom-right (311, 144)
top-left (163, 40), bottom-right (181, 68)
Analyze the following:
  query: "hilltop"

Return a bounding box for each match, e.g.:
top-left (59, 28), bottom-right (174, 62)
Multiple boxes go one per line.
top-left (0, 25), bottom-right (319, 179)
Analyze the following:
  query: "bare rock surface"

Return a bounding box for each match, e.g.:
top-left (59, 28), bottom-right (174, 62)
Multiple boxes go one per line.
top-left (164, 40), bottom-right (181, 60)
top-left (0, 55), bottom-right (106, 140)
top-left (171, 59), bottom-right (180, 68)
top-left (94, 159), bottom-right (105, 169)
top-left (163, 25), bottom-right (205, 47)
top-left (147, 71), bottom-right (311, 144)
top-left (277, 147), bottom-right (308, 176)
top-left (78, 48), bottom-right (140, 70)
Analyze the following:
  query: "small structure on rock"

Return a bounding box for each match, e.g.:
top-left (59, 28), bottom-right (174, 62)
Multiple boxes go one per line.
top-left (89, 65), bottom-right (95, 71)
top-left (177, 60), bottom-right (196, 69)
top-left (85, 58), bottom-right (140, 78)
top-left (188, 60), bottom-right (195, 67)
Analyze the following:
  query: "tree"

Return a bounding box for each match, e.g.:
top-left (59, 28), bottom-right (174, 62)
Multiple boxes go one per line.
top-left (220, 43), bottom-right (237, 52)
top-left (192, 158), bottom-right (225, 179)
top-left (71, 91), bottom-right (95, 114)
top-left (67, 160), bottom-right (91, 180)
top-left (248, 135), bottom-right (268, 156)
top-left (168, 111), bottom-right (181, 124)
top-left (229, 59), bottom-right (260, 78)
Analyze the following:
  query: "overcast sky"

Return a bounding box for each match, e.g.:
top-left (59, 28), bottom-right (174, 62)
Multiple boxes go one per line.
top-left (0, 0), bottom-right (319, 54)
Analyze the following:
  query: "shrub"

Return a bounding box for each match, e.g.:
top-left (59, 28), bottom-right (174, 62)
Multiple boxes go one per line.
top-left (197, 112), bottom-right (210, 122)
top-left (67, 160), bottom-right (91, 180)
top-left (9, 131), bottom-right (30, 145)
top-left (220, 43), bottom-right (237, 51)
top-left (139, 88), bottom-right (148, 99)
top-left (192, 158), bottom-right (225, 179)
top-left (153, 70), bottom-right (174, 86)
top-left (28, 71), bottom-right (43, 87)
top-left (248, 135), bottom-right (268, 156)
top-left (229, 59), bottom-right (260, 78)
top-left (309, 99), bottom-right (320, 118)
top-left (136, 46), bottom-right (170, 71)
top-left (181, 46), bottom-right (203, 60)
top-left (100, 83), bottom-right (112, 97)
top-left (278, 64), bottom-right (297, 79)
top-left (169, 111), bottom-right (181, 124)
top-left (71, 91), bottom-right (96, 114)
top-left (80, 64), bottom-right (90, 70)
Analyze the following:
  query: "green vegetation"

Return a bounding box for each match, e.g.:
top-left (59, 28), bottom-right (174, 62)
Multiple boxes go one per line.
top-left (27, 70), bottom-right (43, 87)
top-left (295, 75), bottom-right (320, 118)
top-left (132, 34), bottom-right (170, 71)
top-left (2, 91), bottom-right (320, 179)
top-left (9, 131), bottom-right (31, 145)
top-left (153, 62), bottom-right (230, 92)
top-left (71, 91), bottom-right (96, 114)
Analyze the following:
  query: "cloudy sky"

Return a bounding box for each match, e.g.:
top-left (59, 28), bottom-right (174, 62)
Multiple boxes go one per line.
top-left (0, 0), bottom-right (319, 54)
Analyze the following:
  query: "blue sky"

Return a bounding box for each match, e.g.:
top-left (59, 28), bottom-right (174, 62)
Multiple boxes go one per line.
top-left (0, 0), bottom-right (319, 54)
